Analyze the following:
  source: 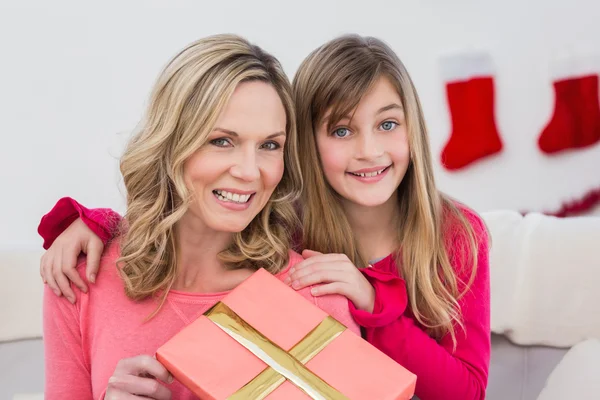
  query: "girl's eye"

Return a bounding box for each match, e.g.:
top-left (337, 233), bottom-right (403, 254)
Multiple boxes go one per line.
top-left (210, 138), bottom-right (232, 147)
top-left (332, 127), bottom-right (350, 138)
top-left (380, 121), bottom-right (398, 131)
top-left (261, 141), bottom-right (281, 150)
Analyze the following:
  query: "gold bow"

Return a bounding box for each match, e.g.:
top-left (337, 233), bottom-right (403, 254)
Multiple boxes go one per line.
top-left (205, 302), bottom-right (349, 400)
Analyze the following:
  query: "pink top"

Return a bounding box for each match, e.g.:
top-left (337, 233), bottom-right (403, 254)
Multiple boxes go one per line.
top-left (40, 198), bottom-right (490, 400)
top-left (43, 240), bottom-right (360, 400)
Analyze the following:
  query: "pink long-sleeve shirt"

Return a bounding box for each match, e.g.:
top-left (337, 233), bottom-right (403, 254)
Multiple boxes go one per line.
top-left (349, 207), bottom-right (491, 399)
top-left (40, 198), bottom-right (490, 400)
top-left (42, 236), bottom-right (360, 399)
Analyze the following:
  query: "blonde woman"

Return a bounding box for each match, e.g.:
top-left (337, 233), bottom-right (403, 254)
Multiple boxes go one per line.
top-left (41, 35), bottom-right (359, 400)
top-left (40, 35), bottom-right (490, 399)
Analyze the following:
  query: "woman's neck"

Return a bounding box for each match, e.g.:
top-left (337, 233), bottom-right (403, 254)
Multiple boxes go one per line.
top-left (341, 193), bottom-right (401, 263)
top-left (172, 213), bottom-right (254, 293)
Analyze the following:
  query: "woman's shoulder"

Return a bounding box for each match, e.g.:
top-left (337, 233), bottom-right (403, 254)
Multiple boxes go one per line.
top-left (287, 249), bottom-right (304, 267)
top-left (44, 239), bottom-right (124, 313)
top-left (72, 239), bottom-right (122, 290)
top-left (276, 250), bottom-right (360, 334)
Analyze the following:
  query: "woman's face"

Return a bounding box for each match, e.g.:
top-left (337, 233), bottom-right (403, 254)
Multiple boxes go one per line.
top-left (315, 76), bottom-right (410, 209)
top-left (183, 80), bottom-right (287, 233)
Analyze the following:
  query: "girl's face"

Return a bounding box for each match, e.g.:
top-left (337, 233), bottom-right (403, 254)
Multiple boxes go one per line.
top-left (182, 80), bottom-right (287, 233)
top-left (315, 76), bottom-right (410, 209)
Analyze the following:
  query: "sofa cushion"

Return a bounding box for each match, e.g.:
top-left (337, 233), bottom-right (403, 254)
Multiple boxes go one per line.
top-left (482, 211), bottom-right (600, 347)
top-left (537, 339), bottom-right (600, 400)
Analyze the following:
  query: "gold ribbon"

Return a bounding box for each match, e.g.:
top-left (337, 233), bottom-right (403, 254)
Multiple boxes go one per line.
top-left (205, 302), bottom-right (349, 400)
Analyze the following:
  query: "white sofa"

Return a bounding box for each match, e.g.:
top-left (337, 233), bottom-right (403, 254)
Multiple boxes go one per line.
top-left (1, 211), bottom-right (599, 399)
top-left (484, 211), bottom-right (600, 399)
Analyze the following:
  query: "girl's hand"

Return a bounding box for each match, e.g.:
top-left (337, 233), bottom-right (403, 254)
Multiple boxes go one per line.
top-left (40, 217), bottom-right (104, 303)
top-left (105, 355), bottom-right (173, 399)
top-left (285, 249), bottom-right (375, 313)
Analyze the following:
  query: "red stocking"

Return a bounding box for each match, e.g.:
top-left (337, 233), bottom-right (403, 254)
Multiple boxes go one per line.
top-left (538, 59), bottom-right (600, 154)
top-left (440, 53), bottom-right (503, 170)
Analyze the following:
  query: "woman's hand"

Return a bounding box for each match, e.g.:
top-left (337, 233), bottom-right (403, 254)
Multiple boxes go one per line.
top-left (105, 355), bottom-right (173, 399)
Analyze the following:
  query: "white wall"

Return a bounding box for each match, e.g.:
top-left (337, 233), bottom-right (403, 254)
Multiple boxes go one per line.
top-left (1, 0), bottom-right (599, 250)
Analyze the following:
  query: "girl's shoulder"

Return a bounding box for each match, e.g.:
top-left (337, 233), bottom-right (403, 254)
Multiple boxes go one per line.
top-left (445, 200), bottom-right (489, 243)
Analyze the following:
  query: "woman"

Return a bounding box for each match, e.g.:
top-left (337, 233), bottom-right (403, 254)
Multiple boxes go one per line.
top-left (42, 34), bottom-right (359, 399)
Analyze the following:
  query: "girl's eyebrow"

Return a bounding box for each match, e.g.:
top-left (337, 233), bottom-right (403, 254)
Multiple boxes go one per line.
top-left (376, 103), bottom-right (403, 115)
top-left (321, 103), bottom-right (404, 126)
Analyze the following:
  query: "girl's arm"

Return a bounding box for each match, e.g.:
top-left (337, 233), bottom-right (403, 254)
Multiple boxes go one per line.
top-left (38, 197), bottom-right (121, 249)
top-left (350, 213), bottom-right (490, 400)
top-left (38, 197), bottom-right (122, 302)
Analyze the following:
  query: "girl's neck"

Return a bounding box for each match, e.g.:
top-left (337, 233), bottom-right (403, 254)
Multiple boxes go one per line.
top-left (342, 192), bottom-right (401, 263)
top-left (172, 212), bottom-right (254, 293)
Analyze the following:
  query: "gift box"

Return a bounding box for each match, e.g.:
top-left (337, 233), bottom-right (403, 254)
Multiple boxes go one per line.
top-left (156, 268), bottom-right (416, 399)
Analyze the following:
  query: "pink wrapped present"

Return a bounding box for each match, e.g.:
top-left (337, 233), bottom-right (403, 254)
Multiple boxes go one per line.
top-left (156, 268), bottom-right (416, 399)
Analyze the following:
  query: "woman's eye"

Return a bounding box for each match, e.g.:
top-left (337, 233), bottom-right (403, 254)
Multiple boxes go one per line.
top-left (380, 121), bottom-right (398, 131)
top-left (261, 141), bottom-right (281, 150)
top-left (210, 138), bottom-right (232, 147)
top-left (332, 127), bottom-right (350, 138)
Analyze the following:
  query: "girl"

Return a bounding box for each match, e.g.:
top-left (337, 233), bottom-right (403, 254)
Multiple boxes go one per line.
top-left (41, 34), bottom-right (360, 400)
top-left (39, 35), bottom-right (490, 400)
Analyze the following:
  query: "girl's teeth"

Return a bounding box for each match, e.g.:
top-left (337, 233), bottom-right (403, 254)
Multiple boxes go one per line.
top-left (353, 169), bottom-right (385, 177)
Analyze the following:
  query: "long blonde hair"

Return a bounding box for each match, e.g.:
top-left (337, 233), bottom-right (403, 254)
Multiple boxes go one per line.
top-left (118, 34), bottom-right (302, 307)
top-left (293, 34), bottom-right (482, 346)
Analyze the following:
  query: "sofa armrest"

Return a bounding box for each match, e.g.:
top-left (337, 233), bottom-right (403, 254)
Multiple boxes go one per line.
top-left (0, 250), bottom-right (44, 342)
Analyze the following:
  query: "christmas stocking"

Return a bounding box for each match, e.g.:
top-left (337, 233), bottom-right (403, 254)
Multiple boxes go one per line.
top-left (440, 53), bottom-right (503, 170)
top-left (538, 57), bottom-right (600, 154)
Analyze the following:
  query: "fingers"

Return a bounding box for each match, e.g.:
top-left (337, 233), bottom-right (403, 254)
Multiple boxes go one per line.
top-left (289, 268), bottom-right (348, 291)
top-left (43, 257), bottom-right (62, 298)
top-left (296, 252), bottom-right (348, 266)
top-left (84, 238), bottom-right (104, 283)
top-left (117, 356), bottom-right (174, 385)
top-left (108, 356), bottom-right (174, 400)
top-left (52, 249), bottom-right (76, 304)
top-left (40, 217), bottom-right (106, 302)
top-left (301, 249), bottom-right (323, 259)
top-left (291, 255), bottom-right (348, 278)
top-left (309, 282), bottom-right (347, 297)
top-left (107, 375), bottom-right (172, 400)
top-left (287, 259), bottom-right (347, 282)
top-left (63, 246), bottom-right (88, 294)
top-left (39, 253), bottom-right (48, 283)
